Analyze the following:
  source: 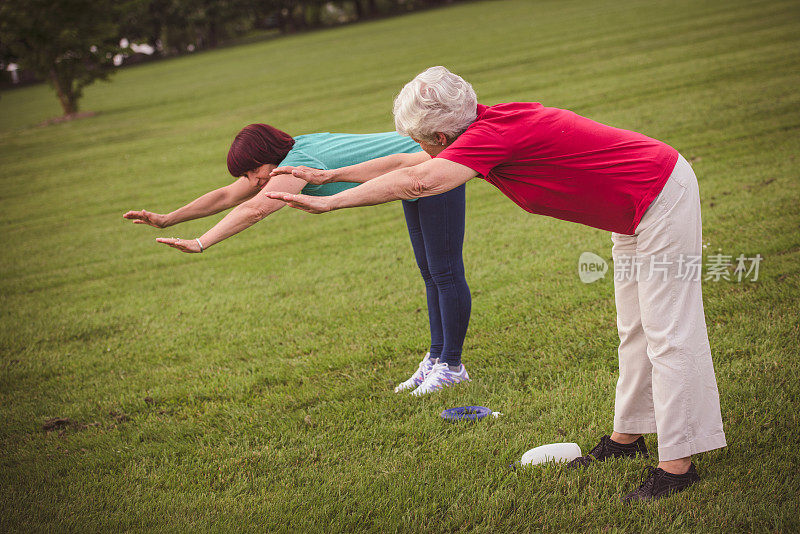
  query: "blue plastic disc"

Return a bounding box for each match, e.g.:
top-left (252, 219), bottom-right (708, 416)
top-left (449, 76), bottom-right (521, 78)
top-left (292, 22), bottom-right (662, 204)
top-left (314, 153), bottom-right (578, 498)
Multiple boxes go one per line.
top-left (440, 406), bottom-right (493, 423)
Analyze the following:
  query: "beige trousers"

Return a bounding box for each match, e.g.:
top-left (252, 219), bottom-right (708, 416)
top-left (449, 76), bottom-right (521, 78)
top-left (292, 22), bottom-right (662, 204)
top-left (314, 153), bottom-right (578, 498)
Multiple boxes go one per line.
top-left (611, 154), bottom-right (726, 461)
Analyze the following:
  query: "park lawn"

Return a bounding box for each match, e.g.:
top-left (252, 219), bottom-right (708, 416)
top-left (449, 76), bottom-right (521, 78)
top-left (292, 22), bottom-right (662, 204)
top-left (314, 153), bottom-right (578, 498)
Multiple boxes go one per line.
top-left (1, 0), bottom-right (799, 531)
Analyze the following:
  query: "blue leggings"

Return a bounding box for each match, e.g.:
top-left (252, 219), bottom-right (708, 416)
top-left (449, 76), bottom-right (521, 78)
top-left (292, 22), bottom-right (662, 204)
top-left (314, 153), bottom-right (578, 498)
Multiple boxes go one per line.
top-left (402, 185), bottom-right (471, 366)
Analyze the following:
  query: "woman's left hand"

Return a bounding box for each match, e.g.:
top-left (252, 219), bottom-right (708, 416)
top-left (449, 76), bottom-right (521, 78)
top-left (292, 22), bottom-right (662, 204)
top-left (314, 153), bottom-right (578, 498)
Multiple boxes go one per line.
top-left (262, 192), bottom-right (332, 214)
top-left (155, 237), bottom-right (203, 253)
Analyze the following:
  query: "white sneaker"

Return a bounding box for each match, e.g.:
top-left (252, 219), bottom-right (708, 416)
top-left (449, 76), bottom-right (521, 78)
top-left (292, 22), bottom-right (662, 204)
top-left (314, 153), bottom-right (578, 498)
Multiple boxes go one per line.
top-left (394, 353), bottom-right (436, 393)
top-left (410, 362), bottom-right (470, 396)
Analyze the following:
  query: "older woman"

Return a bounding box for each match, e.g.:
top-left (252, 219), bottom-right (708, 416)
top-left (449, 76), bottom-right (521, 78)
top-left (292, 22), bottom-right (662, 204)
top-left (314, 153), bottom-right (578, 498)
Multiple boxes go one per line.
top-left (123, 123), bottom-right (472, 396)
top-left (265, 66), bottom-right (726, 501)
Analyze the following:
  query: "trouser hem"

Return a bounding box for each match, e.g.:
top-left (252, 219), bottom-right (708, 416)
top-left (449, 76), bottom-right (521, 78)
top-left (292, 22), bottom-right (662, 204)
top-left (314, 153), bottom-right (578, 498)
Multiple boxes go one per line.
top-left (614, 418), bottom-right (658, 435)
top-left (657, 432), bottom-right (727, 461)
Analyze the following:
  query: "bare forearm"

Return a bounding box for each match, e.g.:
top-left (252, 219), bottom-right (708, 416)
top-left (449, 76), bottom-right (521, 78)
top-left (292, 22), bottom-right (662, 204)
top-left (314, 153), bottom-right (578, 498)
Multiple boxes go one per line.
top-left (164, 188), bottom-right (237, 226)
top-left (328, 167), bottom-right (425, 209)
top-left (198, 202), bottom-right (279, 249)
top-left (262, 159), bottom-right (475, 215)
top-left (326, 159), bottom-right (477, 211)
top-left (195, 175), bottom-right (306, 249)
top-left (329, 152), bottom-right (428, 183)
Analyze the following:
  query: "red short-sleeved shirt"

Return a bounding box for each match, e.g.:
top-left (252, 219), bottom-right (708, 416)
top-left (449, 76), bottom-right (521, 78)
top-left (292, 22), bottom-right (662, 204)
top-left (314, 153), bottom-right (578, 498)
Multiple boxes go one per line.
top-left (436, 103), bottom-right (679, 234)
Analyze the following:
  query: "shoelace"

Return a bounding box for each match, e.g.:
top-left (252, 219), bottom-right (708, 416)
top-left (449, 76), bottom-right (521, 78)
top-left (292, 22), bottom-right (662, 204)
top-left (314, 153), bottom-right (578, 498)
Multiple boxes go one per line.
top-left (638, 466), bottom-right (665, 492)
top-left (424, 363), bottom-right (448, 380)
top-left (419, 363), bottom-right (452, 389)
top-left (587, 435), bottom-right (612, 458)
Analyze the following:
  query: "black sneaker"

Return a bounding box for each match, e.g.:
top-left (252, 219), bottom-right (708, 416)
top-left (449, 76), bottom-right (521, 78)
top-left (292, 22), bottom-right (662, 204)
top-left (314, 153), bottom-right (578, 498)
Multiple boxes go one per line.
top-left (566, 435), bottom-right (648, 468)
top-left (622, 464), bottom-right (700, 502)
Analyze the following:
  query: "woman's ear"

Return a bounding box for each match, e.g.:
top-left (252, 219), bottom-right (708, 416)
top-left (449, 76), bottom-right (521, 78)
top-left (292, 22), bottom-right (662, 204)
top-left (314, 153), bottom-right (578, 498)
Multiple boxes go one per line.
top-left (437, 132), bottom-right (449, 146)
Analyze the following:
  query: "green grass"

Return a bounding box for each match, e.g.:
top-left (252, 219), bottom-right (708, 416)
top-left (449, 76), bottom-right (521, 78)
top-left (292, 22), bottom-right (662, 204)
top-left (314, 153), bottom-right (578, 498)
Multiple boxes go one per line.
top-left (1, 0), bottom-right (799, 530)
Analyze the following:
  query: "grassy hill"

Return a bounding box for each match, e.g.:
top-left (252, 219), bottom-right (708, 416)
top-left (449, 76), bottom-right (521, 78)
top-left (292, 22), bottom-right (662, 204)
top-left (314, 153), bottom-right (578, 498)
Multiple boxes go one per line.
top-left (1, 0), bottom-right (799, 530)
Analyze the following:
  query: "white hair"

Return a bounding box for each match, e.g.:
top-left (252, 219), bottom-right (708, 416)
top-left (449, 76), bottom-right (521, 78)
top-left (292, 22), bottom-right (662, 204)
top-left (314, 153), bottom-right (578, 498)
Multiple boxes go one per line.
top-left (393, 66), bottom-right (477, 144)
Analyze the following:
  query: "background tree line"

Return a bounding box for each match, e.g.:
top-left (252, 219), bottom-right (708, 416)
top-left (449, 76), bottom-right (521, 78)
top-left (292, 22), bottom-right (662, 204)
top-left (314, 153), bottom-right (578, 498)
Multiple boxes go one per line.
top-left (0, 0), bottom-right (461, 116)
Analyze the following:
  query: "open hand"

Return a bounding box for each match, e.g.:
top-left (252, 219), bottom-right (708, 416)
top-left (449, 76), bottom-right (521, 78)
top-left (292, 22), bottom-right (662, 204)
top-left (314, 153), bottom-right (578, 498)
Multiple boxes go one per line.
top-left (123, 210), bottom-right (168, 228)
top-left (262, 192), bottom-right (332, 214)
top-left (269, 166), bottom-right (331, 185)
top-left (155, 237), bottom-right (202, 253)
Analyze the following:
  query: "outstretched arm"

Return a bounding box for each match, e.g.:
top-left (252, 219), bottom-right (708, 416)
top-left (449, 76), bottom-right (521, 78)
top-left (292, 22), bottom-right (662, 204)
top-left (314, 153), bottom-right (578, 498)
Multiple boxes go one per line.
top-left (270, 151), bottom-right (430, 185)
top-left (156, 174), bottom-right (308, 253)
top-left (263, 158), bottom-right (477, 214)
top-left (123, 177), bottom-right (260, 228)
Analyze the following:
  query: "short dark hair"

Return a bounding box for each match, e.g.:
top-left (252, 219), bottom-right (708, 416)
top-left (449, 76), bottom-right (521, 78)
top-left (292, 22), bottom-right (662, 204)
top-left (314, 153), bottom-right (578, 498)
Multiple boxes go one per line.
top-left (227, 123), bottom-right (295, 177)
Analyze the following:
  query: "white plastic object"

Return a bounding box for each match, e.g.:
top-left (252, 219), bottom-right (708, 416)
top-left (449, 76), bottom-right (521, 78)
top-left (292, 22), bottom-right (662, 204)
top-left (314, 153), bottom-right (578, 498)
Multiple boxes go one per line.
top-left (520, 443), bottom-right (582, 466)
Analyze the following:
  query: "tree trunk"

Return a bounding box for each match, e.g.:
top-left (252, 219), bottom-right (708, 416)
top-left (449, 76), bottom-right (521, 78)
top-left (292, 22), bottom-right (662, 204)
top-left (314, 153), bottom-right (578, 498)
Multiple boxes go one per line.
top-left (149, 3), bottom-right (165, 56)
top-left (207, 18), bottom-right (218, 49)
top-left (49, 68), bottom-right (77, 115)
top-left (307, 3), bottom-right (321, 27)
top-left (293, 3), bottom-right (307, 30)
top-left (277, 5), bottom-right (294, 33)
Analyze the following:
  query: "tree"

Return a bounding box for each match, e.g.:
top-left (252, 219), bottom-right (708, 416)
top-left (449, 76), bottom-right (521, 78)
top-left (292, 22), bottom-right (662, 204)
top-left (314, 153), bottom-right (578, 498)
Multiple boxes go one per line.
top-left (353, 0), bottom-right (378, 21)
top-left (0, 0), bottom-right (125, 116)
top-left (119, 0), bottom-right (261, 57)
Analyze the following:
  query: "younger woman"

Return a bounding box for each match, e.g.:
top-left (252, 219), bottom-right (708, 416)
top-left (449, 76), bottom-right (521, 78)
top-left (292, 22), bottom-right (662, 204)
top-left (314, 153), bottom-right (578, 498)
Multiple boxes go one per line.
top-left (123, 123), bottom-right (472, 395)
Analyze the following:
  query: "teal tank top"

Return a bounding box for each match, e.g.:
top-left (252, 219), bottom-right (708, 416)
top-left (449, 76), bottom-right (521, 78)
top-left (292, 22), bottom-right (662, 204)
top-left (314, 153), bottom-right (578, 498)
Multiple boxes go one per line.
top-left (276, 132), bottom-right (423, 197)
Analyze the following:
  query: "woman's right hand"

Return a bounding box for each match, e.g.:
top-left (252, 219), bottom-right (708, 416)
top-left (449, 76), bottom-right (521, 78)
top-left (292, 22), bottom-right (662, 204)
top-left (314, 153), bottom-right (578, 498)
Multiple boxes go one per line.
top-left (269, 166), bottom-right (331, 185)
top-left (123, 210), bottom-right (169, 228)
